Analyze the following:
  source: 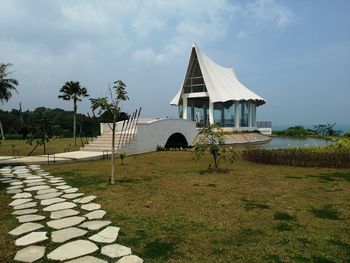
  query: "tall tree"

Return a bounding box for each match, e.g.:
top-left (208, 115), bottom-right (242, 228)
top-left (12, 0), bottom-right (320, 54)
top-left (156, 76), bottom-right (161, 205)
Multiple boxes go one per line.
top-left (58, 81), bottom-right (89, 146)
top-left (0, 63), bottom-right (19, 140)
top-left (90, 80), bottom-right (129, 184)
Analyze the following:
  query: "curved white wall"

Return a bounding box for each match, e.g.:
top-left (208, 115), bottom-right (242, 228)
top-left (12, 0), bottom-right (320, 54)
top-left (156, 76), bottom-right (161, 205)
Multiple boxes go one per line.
top-left (118, 118), bottom-right (198, 155)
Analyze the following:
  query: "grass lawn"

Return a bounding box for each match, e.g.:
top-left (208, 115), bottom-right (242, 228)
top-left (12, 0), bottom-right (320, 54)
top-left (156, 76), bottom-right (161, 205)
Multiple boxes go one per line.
top-left (0, 138), bottom-right (83, 156)
top-left (1, 151), bottom-right (350, 262)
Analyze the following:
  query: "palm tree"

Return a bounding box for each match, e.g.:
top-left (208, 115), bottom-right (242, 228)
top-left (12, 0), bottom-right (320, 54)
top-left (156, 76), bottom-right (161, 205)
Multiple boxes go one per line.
top-left (0, 63), bottom-right (19, 140)
top-left (58, 81), bottom-right (89, 146)
top-left (0, 63), bottom-right (18, 103)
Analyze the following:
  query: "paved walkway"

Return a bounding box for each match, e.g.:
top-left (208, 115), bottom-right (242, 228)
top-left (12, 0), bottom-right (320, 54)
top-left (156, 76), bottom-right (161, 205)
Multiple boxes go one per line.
top-left (0, 151), bottom-right (105, 165)
top-left (0, 165), bottom-right (143, 262)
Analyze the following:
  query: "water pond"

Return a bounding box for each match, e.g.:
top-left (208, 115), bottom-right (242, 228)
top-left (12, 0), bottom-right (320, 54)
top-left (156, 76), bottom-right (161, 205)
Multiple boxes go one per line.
top-left (260, 136), bottom-right (334, 149)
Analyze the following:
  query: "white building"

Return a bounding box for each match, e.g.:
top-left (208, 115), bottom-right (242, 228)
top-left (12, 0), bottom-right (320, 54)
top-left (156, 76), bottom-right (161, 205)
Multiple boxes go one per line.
top-left (171, 43), bottom-right (266, 131)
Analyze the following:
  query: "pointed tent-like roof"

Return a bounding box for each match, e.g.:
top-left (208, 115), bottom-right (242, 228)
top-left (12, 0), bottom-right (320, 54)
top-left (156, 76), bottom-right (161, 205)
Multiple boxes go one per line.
top-left (170, 43), bottom-right (265, 106)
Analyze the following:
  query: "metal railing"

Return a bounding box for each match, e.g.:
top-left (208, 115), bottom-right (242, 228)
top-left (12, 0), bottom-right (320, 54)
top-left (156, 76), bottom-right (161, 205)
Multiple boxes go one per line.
top-left (257, 121), bottom-right (272, 128)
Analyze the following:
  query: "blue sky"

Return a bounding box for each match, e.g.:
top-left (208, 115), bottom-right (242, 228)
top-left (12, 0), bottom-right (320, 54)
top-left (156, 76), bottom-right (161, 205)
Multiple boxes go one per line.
top-left (0, 0), bottom-right (349, 126)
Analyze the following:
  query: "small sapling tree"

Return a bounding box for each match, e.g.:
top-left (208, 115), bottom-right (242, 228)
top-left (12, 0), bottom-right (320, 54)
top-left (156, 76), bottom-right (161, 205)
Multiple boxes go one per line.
top-left (194, 125), bottom-right (226, 169)
top-left (26, 116), bottom-right (53, 155)
top-left (90, 80), bottom-right (129, 184)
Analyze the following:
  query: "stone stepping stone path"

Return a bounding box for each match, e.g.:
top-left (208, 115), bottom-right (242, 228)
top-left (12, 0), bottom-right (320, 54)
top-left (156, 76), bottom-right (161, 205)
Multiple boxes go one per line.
top-left (14, 245), bottom-right (46, 262)
top-left (0, 165), bottom-right (143, 262)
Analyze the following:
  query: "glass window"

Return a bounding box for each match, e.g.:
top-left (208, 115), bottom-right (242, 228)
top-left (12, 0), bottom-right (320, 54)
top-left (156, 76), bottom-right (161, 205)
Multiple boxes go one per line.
top-left (240, 101), bottom-right (250, 127)
top-left (213, 101), bottom-right (235, 127)
top-left (187, 98), bottom-right (209, 127)
top-left (178, 99), bottom-right (183, 118)
top-left (182, 59), bottom-right (207, 93)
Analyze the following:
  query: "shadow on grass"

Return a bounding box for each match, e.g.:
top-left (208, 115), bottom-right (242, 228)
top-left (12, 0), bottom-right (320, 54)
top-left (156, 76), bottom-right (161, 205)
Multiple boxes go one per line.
top-left (327, 239), bottom-right (350, 255)
top-left (312, 255), bottom-right (336, 263)
top-left (315, 172), bottom-right (350, 183)
top-left (241, 198), bottom-right (270, 211)
top-left (143, 239), bottom-right (178, 260)
top-left (285, 176), bottom-right (303, 179)
top-left (310, 205), bottom-right (341, 220)
top-left (115, 176), bottom-right (154, 185)
top-left (199, 168), bottom-right (230, 175)
top-left (274, 211), bottom-right (297, 221)
top-left (275, 222), bottom-right (294, 232)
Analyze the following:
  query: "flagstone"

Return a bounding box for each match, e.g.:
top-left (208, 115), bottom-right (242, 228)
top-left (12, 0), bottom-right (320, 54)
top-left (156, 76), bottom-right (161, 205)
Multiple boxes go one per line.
top-left (64, 187), bottom-right (79, 193)
top-left (41, 197), bottom-right (66, 206)
top-left (36, 188), bottom-right (58, 195)
top-left (51, 182), bottom-right (67, 186)
top-left (51, 227), bottom-right (87, 243)
top-left (81, 203), bottom-right (101, 211)
top-left (34, 192), bottom-right (63, 200)
top-left (101, 244), bottom-right (132, 259)
top-left (62, 193), bottom-right (84, 199)
top-left (7, 185), bottom-right (23, 190)
top-left (50, 209), bottom-right (80, 219)
top-left (12, 192), bottom-right (32, 199)
top-left (79, 220), bottom-right (111, 231)
top-left (116, 255), bottom-right (143, 263)
top-left (17, 214), bottom-right (45, 223)
top-left (24, 185), bottom-right (50, 191)
top-left (9, 222), bottom-right (44, 236)
top-left (84, 210), bottom-right (106, 220)
top-left (65, 255), bottom-right (108, 263)
top-left (14, 245), bottom-right (45, 263)
top-left (10, 181), bottom-right (23, 186)
top-left (24, 179), bottom-right (45, 183)
top-left (9, 198), bottom-right (33, 206)
top-left (15, 231), bottom-right (48, 246)
top-left (12, 209), bottom-right (38, 215)
top-left (74, 195), bottom-right (96, 204)
top-left (26, 182), bottom-right (47, 187)
top-left (7, 189), bottom-right (23, 194)
top-left (89, 226), bottom-right (120, 243)
top-left (43, 202), bottom-right (77, 212)
top-left (13, 201), bottom-right (37, 210)
top-left (47, 216), bottom-right (86, 229)
top-left (56, 185), bottom-right (71, 190)
top-left (47, 239), bottom-right (98, 261)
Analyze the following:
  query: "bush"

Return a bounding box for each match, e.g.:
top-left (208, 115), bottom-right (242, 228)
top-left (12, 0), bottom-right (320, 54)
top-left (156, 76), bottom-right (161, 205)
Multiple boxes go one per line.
top-left (242, 147), bottom-right (350, 168)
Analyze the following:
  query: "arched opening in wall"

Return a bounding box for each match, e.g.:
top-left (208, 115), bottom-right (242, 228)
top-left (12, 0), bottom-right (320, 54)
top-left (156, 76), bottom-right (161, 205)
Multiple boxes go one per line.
top-left (165, 133), bottom-right (188, 148)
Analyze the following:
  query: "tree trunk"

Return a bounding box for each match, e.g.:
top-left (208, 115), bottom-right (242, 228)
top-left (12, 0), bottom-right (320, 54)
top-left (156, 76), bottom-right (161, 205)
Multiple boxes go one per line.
top-left (28, 143), bottom-right (40, 156)
top-left (43, 141), bottom-right (46, 155)
top-left (110, 116), bottom-right (116, 184)
top-left (0, 119), bottom-right (5, 140)
top-left (73, 100), bottom-right (77, 146)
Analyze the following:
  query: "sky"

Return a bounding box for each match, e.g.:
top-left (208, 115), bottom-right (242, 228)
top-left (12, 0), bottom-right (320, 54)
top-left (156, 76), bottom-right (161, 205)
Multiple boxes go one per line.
top-left (0, 0), bottom-right (349, 127)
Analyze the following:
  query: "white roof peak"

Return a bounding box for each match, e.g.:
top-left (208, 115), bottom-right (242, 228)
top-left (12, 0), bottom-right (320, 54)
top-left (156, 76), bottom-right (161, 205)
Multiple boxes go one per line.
top-left (170, 44), bottom-right (265, 106)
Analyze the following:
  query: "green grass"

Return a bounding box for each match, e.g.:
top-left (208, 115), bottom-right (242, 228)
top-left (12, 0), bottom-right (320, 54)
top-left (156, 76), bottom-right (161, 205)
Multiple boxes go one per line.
top-left (0, 151), bottom-right (350, 262)
top-left (0, 138), bottom-right (82, 156)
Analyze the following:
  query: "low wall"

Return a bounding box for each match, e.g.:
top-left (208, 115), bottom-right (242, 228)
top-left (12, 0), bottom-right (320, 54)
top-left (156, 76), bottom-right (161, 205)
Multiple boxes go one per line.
top-left (119, 118), bottom-right (198, 155)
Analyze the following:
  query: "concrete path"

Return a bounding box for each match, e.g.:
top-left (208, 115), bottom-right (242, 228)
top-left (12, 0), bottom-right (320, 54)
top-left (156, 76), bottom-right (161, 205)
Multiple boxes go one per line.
top-left (0, 151), bottom-right (105, 165)
top-left (1, 165), bottom-right (143, 262)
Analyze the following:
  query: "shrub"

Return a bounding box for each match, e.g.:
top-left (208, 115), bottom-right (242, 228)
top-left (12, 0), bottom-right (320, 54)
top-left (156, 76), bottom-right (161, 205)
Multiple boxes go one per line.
top-left (242, 147), bottom-right (350, 168)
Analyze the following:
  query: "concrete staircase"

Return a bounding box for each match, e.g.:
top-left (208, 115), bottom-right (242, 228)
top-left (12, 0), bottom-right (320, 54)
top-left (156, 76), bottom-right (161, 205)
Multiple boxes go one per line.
top-left (80, 133), bottom-right (135, 152)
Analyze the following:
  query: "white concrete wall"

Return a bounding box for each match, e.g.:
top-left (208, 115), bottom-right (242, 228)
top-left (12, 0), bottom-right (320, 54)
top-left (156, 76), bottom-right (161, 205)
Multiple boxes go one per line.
top-left (118, 118), bottom-right (198, 155)
top-left (258, 128), bottom-right (272, 135)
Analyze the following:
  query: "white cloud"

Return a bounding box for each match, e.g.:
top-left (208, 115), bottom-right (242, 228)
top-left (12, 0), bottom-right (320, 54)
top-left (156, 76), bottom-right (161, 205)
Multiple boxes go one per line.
top-left (246, 0), bottom-right (294, 29)
top-left (131, 48), bottom-right (166, 63)
top-left (130, 0), bottom-right (238, 63)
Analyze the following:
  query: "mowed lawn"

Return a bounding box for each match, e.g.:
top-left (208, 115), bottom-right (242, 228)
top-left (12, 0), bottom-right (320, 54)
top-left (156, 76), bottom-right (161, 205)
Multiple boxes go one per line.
top-left (0, 138), bottom-right (83, 156)
top-left (1, 151), bottom-right (350, 262)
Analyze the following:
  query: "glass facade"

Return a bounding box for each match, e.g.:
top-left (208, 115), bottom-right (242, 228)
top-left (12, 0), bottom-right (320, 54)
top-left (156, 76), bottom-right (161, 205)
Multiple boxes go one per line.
top-left (178, 99), bottom-right (183, 118)
top-left (183, 59), bottom-right (207, 93)
top-left (187, 98), bottom-right (209, 127)
top-left (240, 101), bottom-right (250, 127)
top-left (213, 101), bottom-right (235, 127)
